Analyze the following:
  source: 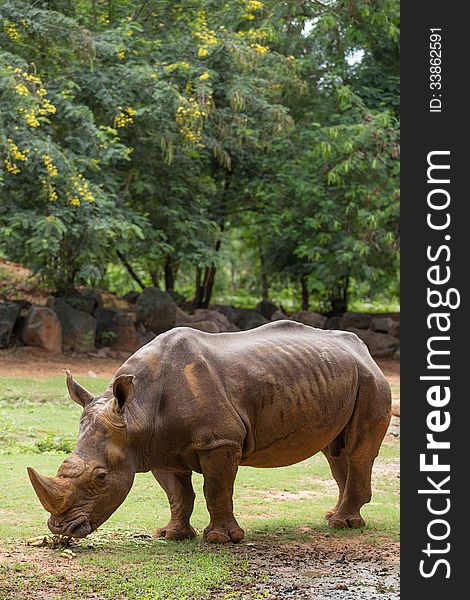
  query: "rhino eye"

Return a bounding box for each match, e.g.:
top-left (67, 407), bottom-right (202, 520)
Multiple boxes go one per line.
top-left (94, 469), bottom-right (108, 481)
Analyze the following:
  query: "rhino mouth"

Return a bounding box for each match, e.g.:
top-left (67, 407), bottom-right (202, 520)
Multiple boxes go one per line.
top-left (48, 515), bottom-right (93, 538)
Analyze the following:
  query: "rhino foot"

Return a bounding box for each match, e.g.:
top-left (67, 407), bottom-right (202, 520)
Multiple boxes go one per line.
top-left (327, 514), bottom-right (365, 529)
top-left (325, 507), bottom-right (340, 520)
top-left (203, 523), bottom-right (245, 544)
top-left (153, 523), bottom-right (197, 540)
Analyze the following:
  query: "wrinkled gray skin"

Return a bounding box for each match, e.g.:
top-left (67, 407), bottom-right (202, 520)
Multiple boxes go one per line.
top-left (28, 321), bottom-right (391, 543)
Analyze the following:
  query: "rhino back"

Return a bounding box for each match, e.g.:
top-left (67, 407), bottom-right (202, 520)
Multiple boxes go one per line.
top-left (115, 321), bottom-right (386, 469)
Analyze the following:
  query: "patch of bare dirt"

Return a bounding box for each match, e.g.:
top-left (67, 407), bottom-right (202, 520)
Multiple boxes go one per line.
top-left (264, 490), bottom-right (320, 502)
top-left (0, 545), bottom-right (89, 600)
top-left (222, 534), bottom-right (400, 599)
top-left (0, 348), bottom-right (121, 378)
top-left (239, 513), bottom-right (275, 519)
top-left (0, 546), bottom-right (82, 577)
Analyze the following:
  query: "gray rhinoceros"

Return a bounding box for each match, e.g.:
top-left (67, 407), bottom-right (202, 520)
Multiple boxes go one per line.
top-left (28, 321), bottom-right (391, 543)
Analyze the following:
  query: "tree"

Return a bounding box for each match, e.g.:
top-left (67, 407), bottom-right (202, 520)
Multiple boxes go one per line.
top-left (1, 0), bottom-right (400, 310)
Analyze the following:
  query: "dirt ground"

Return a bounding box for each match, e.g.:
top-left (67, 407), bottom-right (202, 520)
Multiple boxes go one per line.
top-left (0, 348), bottom-right (398, 382)
top-left (224, 534), bottom-right (400, 599)
top-left (0, 533), bottom-right (399, 600)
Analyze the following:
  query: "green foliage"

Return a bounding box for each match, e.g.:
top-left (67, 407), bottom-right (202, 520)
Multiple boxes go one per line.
top-left (0, 0), bottom-right (399, 309)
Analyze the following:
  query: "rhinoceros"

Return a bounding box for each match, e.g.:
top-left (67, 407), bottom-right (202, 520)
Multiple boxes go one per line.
top-left (28, 321), bottom-right (391, 543)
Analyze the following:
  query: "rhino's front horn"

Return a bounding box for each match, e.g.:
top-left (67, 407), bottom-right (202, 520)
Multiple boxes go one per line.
top-left (27, 467), bottom-right (70, 515)
top-left (65, 370), bottom-right (94, 408)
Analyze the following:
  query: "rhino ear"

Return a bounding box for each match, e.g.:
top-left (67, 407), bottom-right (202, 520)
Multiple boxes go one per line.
top-left (65, 370), bottom-right (93, 408)
top-left (112, 374), bottom-right (135, 413)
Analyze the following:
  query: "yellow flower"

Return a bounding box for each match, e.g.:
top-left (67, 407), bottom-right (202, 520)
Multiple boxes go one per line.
top-left (250, 43), bottom-right (269, 54)
top-left (42, 154), bottom-right (58, 177)
top-left (193, 10), bottom-right (218, 57)
top-left (25, 111), bottom-right (40, 128)
top-left (67, 173), bottom-right (94, 205)
top-left (6, 139), bottom-right (29, 162)
top-left (247, 0), bottom-right (264, 11)
top-left (117, 51), bottom-right (125, 60)
top-left (14, 83), bottom-right (29, 96)
top-left (199, 72), bottom-right (210, 81)
top-left (4, 159), bottom-right (20, 174)
top-left (4, 22), bottom-right (20, 42)
top-left (114, 107), bottom-right (136, 128)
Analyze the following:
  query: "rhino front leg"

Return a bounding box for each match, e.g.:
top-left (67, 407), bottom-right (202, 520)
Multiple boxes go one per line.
top-left (151, 470), bottom-right (197, 540)
top-left (199, 446), bottom-right (244, 544)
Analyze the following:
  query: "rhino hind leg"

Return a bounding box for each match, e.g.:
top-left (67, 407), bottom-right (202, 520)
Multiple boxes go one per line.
top-left (327, 375), bottom-right (391, 529)
top-left (199, 445), bottom-right (245, 544)
top-left (151, 470), bottom-right (197, 540)
top-left (322, 445), bottom-right (348, 520)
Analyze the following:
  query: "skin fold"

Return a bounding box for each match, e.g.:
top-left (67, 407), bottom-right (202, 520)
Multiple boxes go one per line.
top-left (28, 320), bottom-right (391, 543)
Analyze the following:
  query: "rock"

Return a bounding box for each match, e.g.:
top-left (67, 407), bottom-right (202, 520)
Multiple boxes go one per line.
top-left (175, 306), bottom-right (191, 327)
top-left (122, 291), bottom-right (141, 305)
top-left (235, 309), bottom-right (269, 331)
top-left (393, 346), bottom-right (400, 360)
top-left (340, 312), bottom-right (372, 330)
top-left (325, 316), bottom-right (342, 330)
top-left (95, 307), bottom-right (119, 344)
top-left (167, 290), bottom-right (186, 305)
top-left (271, 309), bottom-right (288, 321)
top-left (193, 309), bottom-right (237, 331)
top-left (335, 583), bottom-right (349, 591)
top-left (135, 287), bottom-right (177, 335)
top-left (370, 316), bottom-right (394, 333)
top-left (255, 300), bottom-right (278, 320)
top-left (175, 307), bottom-right (238, 332)
top-left (0, 302), bottom-right (21, 348)
top-left (290, 311), bottom-right (327, 329)
top-left (10, 299), bottom-right (32, 312)
top-left (212, 304), bottom-right (239, 324)
top-left (10, 300), bottom-right (32, 346)
top-left (88, 347), bottom-right (111, 358)
top-left (185, 320), bottom-right (220, 333)
top-left (347, 327), bottom-right (400, 358)
top-left (109, 313), bottom-right (146, 353)
top-left (47, 297), bottom-right (96, 353)
top-left (57, 290), bottom-right (102, 315)
top-left (21, 306), bottom-right (62, 353)
top-left (95, 308), bottom-right (145, 353)
top-left (389, 320), bottom-right (400, 338)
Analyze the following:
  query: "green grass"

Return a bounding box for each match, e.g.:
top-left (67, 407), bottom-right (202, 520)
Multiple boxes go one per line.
top-left (0, 373), bottom-right (399, 599)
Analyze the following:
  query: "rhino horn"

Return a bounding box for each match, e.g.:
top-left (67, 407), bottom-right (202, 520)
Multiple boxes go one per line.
top-left (27, 467), bottom-right (70, 515)
top-left (65, 370), bottom-right (94, 407)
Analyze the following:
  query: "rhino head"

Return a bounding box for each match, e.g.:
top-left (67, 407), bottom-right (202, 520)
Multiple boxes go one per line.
top-left (27, 370), bottom-right (136, 538)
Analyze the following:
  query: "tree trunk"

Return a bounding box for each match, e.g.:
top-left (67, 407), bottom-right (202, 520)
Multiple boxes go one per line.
top-left (195, 239), bottom-right (221, 308)
top-left (193, 167), bottom-right (231, 309)
top-left (194, 266), bottom-right (203, 309)
top-left (329, 277), bottom-right (349, 316)
top-left (164, 255), bottom-right (175, 292)
top-left (301, 276), bottom-right (309, 311)
top-left (259, 242), bottom-right (269, 301)
top-left (116, 250), bottom-right (145, 290)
